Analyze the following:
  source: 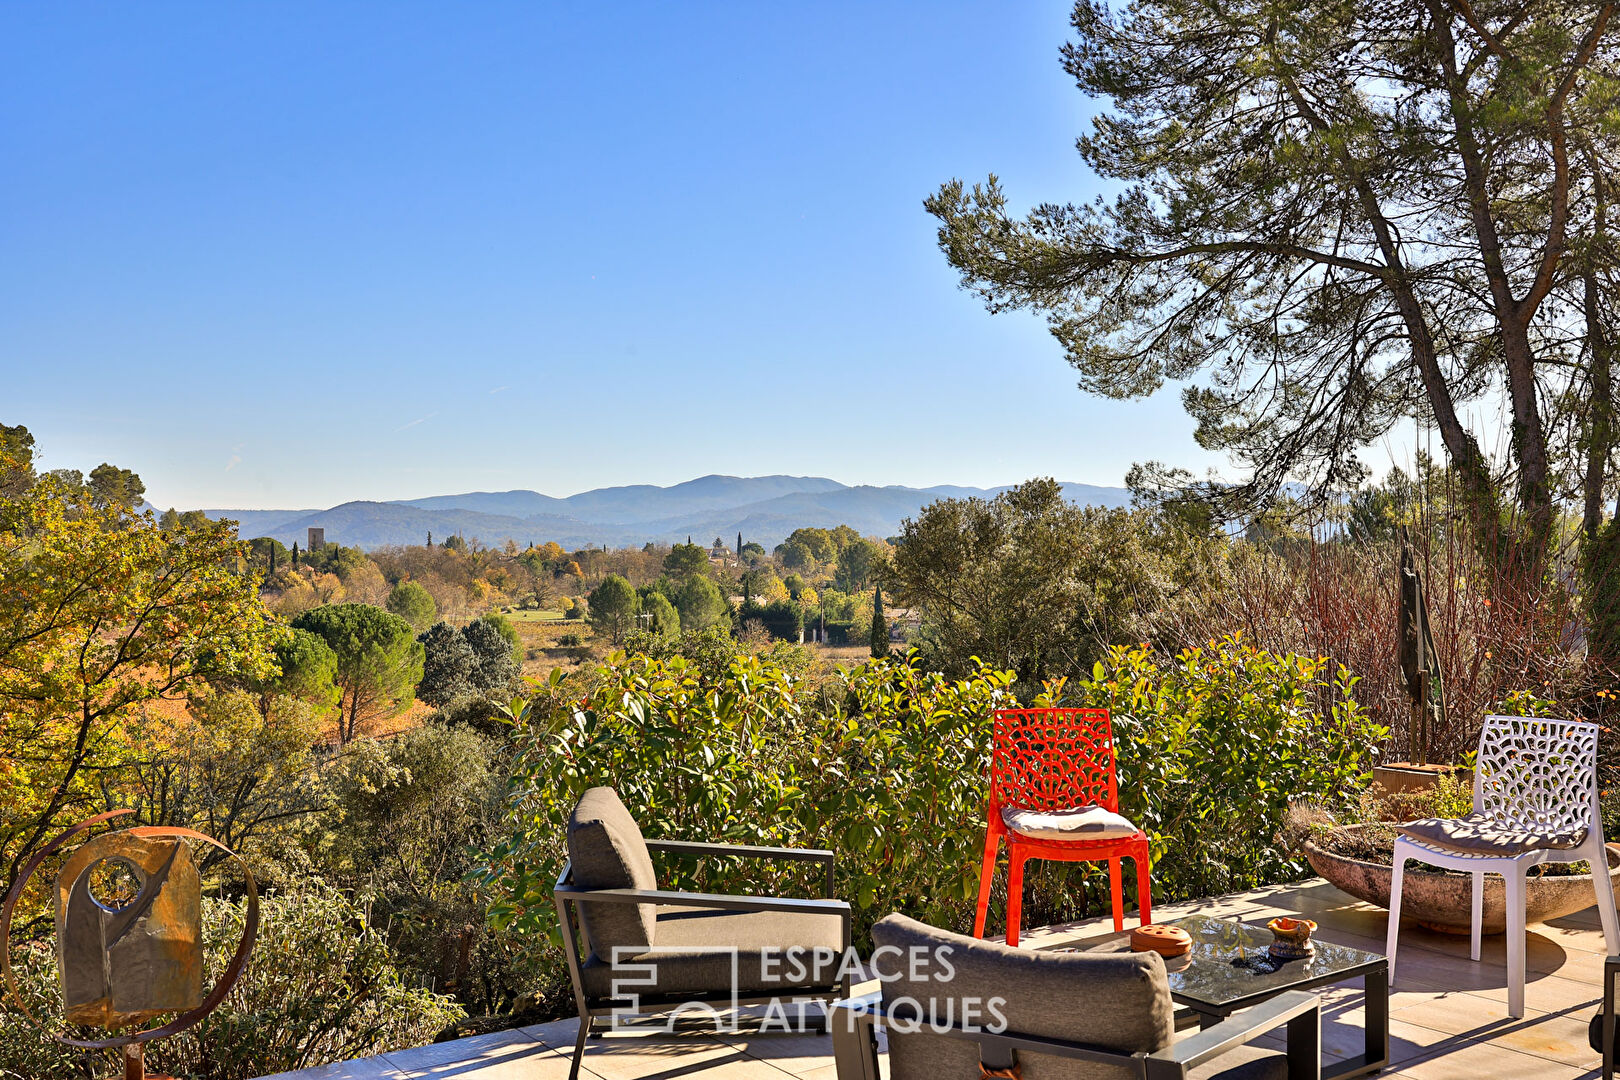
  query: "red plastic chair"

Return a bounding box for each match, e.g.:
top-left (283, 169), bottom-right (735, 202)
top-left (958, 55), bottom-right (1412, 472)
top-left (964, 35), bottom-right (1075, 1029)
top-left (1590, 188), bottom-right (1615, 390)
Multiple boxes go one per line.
top-left (972, 707), bottom-right (1151, 946)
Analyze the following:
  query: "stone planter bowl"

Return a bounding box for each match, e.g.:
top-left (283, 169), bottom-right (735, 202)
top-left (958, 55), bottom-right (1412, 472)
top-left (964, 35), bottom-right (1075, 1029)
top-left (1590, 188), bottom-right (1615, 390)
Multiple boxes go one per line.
top-left (1304, 824), bottom-right (1620, 935)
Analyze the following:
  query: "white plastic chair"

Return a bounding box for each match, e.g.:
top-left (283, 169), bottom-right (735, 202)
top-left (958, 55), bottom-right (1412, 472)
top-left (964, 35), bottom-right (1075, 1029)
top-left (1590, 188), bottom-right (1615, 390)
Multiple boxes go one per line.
top-left (1386, 715), bottom-right (1620, 1017)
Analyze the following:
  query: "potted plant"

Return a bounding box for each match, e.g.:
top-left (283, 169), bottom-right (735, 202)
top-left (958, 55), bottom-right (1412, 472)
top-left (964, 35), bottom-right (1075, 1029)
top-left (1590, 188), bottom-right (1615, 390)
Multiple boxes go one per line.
top-left (1283, 783), bottom-right (1619, 934)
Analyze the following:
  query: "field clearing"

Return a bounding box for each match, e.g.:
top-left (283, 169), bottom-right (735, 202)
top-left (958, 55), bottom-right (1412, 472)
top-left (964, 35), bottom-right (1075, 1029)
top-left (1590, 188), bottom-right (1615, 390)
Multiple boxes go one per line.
top-left (808, 643), bottom-right (878, 664)
top-left (499, 608), bottom-right (567, 622)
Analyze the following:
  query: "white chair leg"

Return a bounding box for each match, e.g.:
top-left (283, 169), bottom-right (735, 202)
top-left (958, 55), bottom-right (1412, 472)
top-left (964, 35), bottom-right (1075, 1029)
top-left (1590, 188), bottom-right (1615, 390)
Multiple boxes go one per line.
top-left (1591, 840), bottom-right (1620, 955)
top-left (1470, 870), bottom-right (1484, 962)
top-left (1387, 845), bottom-right (1408, 986)
top-left (1506, 866), bottom-right (1527, 1019)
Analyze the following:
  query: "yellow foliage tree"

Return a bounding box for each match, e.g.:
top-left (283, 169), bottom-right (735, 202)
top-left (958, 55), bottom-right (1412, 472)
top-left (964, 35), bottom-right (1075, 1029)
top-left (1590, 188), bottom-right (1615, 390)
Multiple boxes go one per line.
top-left (0, 477), bottom-right (280, 886)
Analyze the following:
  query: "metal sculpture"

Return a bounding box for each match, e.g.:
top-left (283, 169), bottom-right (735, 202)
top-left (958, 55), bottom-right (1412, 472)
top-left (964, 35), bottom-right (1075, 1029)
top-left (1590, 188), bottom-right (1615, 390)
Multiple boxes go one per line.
top-left (1, 810), bottom-right (258, 1080)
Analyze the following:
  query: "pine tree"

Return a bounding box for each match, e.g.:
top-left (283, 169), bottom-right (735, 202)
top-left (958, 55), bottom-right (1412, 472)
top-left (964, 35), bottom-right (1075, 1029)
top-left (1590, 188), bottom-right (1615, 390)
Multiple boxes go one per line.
top-left (870, 585), bottom-right (890, 659)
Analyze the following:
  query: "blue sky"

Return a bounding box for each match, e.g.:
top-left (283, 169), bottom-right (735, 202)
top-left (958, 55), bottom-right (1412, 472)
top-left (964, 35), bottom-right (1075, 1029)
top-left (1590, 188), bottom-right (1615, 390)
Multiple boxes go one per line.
top-left (1, 2), bottom-right (1230, 510)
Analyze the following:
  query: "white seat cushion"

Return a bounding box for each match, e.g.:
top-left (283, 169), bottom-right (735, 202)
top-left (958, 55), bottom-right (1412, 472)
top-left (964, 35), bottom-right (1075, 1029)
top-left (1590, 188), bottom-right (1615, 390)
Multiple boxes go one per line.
top-left (1001, 804), bottom-right (1141, 842)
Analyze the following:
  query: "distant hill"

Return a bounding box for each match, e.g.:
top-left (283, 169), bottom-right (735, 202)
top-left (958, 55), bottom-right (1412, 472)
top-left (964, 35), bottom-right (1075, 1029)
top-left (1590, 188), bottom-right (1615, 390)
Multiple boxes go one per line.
top-left (203, 474), bottom-right (1133, 550)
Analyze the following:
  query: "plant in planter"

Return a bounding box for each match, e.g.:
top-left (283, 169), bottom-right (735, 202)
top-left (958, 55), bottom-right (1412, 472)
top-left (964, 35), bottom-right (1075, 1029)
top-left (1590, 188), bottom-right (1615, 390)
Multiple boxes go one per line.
top-left (1283, 780), bottom-right (1620, 934)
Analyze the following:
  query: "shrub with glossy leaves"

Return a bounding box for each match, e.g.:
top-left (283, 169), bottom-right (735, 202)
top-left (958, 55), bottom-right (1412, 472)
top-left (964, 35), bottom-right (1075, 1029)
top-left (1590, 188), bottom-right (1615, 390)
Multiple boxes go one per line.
top-left (476, 649), bottom-right (1018, 943)
top-left (476, 637), bottom-right (1381, 953)
top-left (1070, 634), bottom-right (1385, 902)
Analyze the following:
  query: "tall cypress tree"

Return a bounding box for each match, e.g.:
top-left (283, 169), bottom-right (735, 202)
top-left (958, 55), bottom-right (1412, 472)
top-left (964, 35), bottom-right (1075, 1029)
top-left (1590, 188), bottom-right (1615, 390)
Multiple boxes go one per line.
top-left (870, 584), bottom-right (890, 659)
top-left (737, 531), bottom-right (743, 559)
top-left (292, 541), bottom-right (300, 570)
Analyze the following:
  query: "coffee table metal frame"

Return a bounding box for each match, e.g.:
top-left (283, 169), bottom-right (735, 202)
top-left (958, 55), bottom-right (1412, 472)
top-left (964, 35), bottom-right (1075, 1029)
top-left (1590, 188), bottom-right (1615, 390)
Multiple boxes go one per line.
top-left (1077, 916), bottom-right (1388, 1080)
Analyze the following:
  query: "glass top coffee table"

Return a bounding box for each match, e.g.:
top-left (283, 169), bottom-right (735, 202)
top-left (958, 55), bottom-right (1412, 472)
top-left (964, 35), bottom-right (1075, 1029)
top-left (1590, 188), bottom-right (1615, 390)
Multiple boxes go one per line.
top-left (1083, 914), bottom-right (1388, 1078)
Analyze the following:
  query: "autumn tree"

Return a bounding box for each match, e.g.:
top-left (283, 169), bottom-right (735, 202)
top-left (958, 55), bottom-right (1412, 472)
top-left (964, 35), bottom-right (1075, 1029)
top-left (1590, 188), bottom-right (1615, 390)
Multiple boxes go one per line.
top-left (127, 688), bottom-right (326, 868)
top-left (928, 1), bottom-right (1620, 561)
top-left (0, 475), bottom-right (279, 885)
top-left (0, 423), bottom-right (36, 498)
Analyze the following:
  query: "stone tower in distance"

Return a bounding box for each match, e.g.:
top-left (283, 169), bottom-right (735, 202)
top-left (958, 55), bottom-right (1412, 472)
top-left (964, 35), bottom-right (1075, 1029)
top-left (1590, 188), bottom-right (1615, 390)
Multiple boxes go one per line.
top-left (307, 527), bottom-right (325, 552)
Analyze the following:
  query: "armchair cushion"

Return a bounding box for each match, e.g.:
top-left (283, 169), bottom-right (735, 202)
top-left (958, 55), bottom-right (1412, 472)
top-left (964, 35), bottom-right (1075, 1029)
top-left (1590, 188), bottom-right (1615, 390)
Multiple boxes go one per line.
top-left (874, 914), bottom-right (1171, 1080)
top-left (1001, 804), bottom-right (1140, 842)
top-left (567, 787), bottom-right (659, 961)
top-left (580, 904), bottom-right (845, 999)
top-left (1400, 812), bottom-right (1586, 856)
top-left (872, 915), bottom-right (1287, 1080)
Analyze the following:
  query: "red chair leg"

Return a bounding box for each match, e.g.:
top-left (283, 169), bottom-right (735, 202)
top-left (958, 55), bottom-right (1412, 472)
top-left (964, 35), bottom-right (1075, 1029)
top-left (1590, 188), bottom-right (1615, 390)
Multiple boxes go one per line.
top-left (973, 828), bottom-right (999, 938)
top-left (1109, 857), bottom-right (1124, 932)
top-left (1135, 844), bottom-right (1152, 927)
top-left (1006, 848), bottom-right (1028, 947)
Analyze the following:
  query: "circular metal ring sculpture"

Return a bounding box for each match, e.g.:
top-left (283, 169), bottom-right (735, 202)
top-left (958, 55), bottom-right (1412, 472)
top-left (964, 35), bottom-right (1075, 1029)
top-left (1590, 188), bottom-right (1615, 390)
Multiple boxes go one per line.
top-left (0, 810), bottom-right (259, 1075)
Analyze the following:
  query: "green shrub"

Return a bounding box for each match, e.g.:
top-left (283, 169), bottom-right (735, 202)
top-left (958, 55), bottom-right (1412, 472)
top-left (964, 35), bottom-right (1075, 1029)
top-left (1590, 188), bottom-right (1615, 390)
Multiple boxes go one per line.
top-left (153, 882), bottom-right (464, 1079)
top-left (476, 650), bottom-right (1015, 943)
top-left (476, 636), bottom-right (1381, 959)
top-left (1069, 635), bottom-right (1386, 901)
top-left (478, 612), bottom-right (525, 665)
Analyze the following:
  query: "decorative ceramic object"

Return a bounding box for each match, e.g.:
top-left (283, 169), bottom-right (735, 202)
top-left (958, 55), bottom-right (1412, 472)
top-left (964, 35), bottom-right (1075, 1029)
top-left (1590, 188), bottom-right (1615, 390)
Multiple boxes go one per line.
top-left (1266, 916), bottom-right (1316, 959)
top-left (1130, 923), bottom-right (1192, 957)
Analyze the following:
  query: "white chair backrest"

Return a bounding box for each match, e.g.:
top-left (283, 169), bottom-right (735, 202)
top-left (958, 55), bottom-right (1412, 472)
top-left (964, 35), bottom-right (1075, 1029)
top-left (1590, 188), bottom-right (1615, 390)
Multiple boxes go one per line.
top-left (1475, 715), bottom-right (1600, 835)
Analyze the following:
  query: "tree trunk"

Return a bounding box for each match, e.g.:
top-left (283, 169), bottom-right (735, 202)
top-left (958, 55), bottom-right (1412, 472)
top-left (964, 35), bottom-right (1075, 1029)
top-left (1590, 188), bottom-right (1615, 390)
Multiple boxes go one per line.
top-left (1502, 318), bottom-right (1555, 554)
top-left (1584, 266), bottom-right (1616, 540)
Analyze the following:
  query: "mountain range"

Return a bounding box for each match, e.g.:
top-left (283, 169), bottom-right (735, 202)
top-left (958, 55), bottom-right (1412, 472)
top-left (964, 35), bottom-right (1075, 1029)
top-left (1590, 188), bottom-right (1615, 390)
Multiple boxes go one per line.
top-left (203, 474), bottom-right (1133, 551)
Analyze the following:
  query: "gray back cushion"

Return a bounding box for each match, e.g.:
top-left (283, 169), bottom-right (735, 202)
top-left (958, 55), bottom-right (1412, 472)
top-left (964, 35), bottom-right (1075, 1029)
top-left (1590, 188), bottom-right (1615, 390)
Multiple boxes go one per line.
top-left (872, 914), bottom-right (1174, 1080)
top-left (567, 787), bottom-right (659, 961)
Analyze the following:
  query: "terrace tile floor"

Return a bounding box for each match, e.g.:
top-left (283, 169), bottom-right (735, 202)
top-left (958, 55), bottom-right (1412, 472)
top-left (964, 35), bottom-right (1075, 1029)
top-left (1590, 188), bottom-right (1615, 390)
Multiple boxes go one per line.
top-left (261, 878), bottom-right (1618, 1080)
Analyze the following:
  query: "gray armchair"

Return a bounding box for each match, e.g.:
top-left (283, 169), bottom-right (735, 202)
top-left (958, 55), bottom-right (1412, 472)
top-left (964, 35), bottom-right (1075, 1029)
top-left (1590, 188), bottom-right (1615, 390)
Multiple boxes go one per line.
top-left (553, 787), bottom-right (853, 1080)
top-left (832, 915), bottom-right (1320, 1080)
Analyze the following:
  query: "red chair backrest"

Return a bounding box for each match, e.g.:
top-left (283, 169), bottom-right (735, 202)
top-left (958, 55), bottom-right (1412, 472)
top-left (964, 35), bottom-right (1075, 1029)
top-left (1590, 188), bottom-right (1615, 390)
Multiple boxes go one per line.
top-left (990, 707), bottom-right (1119, 813)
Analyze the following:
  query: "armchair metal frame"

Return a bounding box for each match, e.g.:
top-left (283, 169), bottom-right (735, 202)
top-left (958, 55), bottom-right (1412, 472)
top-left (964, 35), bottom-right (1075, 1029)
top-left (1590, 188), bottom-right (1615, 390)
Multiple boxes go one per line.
top-left (555, 839), bottom-right (852, 1080)
top-left (830, 989), bottom-right (1322, 1080)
